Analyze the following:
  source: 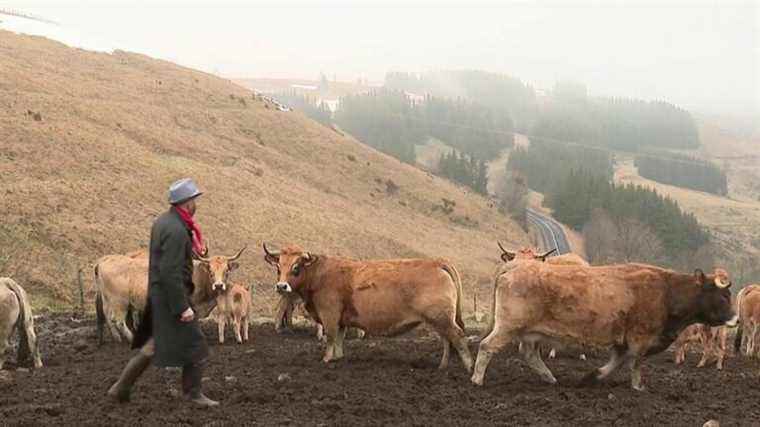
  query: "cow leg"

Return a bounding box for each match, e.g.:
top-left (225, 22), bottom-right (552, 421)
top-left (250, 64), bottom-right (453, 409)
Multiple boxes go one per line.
top-left (115, 320), bottom-right (134, 344)
top-left (102, 300), bottom-right (123, 343)
top-left (446, 325), bottom-right (473, 373)
top-left (334, 326), bottom-right (347, 360)
top-left (217, 317), bottom-right (226, 344)
top-left (471, 328), bottom-right (513, 385)
top-left (274, 295), bottom-right (293, 334)
top-left (438, 335), bottom-right (451, 370)
top-left (580, 346), bottom-right (627, 386)
top-left (316, 323), bottom-right (326, 342)
top-left (674, 343), bottom-right (686, 365)
top-left (629, 357), bottom-right (645, 391)
top-left (242, 316), bottom-right (250, 342)
top-left (523, 341), bottom-right (557, 384)
top-left (233, 317), bottom-right (243, 344)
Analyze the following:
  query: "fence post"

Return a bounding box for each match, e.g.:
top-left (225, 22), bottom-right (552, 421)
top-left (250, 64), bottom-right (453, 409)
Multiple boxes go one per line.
top-left (77, 267), bottom-right (84, 318)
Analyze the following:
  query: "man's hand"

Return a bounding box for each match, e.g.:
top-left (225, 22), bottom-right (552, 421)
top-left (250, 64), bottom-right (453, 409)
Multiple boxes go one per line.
top-left (180, 307), bottom-right (195, 322)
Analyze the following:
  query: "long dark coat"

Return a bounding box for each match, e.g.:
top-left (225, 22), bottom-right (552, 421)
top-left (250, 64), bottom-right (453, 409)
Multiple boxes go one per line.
top-left (132, 207), bottom-right (208, 367)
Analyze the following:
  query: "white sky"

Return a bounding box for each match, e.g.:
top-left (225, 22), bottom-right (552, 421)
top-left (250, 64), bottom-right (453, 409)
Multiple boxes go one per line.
top-left (3, 0), bottom-right (758, 115)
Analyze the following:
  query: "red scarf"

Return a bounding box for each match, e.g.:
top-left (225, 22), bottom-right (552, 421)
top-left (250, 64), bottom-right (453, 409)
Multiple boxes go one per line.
top-left (175, 206), bottom-right (205, 256)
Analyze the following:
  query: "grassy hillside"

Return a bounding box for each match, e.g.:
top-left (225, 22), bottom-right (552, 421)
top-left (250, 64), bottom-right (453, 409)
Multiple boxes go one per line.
top-left (0, 31), bottom-right (529, 313)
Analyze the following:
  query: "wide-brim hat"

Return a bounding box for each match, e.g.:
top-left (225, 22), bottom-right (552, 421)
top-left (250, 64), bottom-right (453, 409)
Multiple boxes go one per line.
top-left (168, 178), bottom-right (203, 204)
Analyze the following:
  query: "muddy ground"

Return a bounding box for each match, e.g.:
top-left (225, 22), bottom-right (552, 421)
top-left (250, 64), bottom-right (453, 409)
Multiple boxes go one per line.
top-left (2, 314), bottom-right (760, 426)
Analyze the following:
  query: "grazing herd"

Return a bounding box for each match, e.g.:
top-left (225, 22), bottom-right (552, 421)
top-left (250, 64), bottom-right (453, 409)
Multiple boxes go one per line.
top-left (1, 241), bottom-right (759, 394)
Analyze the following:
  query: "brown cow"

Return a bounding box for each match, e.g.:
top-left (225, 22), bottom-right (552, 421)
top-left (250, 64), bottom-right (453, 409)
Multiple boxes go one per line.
top-left (213, 282), bottom-right (252, 344)
top-left (734, 284), bottom-right (760, 356)
top-left (673, 324), bottom-right (729, 370)
top-left (472, 263), bottom-right (737, 390)
top-left (0, 278), bottom-right (43, 370)
top-left (263, 243), bottom-right (473, 370)
top-left (737, 287), bottom-right (760, 358)
top-left (94, 246), bottom-right (246, 345)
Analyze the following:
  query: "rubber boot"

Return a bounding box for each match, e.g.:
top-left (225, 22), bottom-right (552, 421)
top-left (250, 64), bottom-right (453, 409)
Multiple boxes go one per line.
top-left (182, 362), bottom-right (219, 407)
top-left (107, 353), bottom-right (152, 403)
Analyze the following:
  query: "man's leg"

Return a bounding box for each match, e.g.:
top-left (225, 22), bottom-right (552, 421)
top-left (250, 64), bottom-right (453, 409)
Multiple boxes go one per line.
top-left (107, 339), bottom-right (154, 403)
top-left (181, 359), bottom-right (219, 407)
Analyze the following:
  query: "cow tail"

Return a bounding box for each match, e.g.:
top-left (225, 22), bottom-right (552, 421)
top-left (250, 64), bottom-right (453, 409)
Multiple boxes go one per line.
top-left (441, 263), bottom-right (465, 331)
top-left (94, 264), bottom-right (106, 346)
top-left (4, 279), bottom-right (42, 369)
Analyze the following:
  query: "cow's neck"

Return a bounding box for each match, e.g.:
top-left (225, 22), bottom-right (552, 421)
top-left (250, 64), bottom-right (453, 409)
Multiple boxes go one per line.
top-left (656, 274), bottom-right (702, 352)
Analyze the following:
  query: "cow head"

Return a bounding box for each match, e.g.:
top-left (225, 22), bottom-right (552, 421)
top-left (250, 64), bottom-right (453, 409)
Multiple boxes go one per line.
top-left (194, 246), bottom-right (247, 292)
top-left (498, 242), bottom-right (556, 263)
top-left (694, 268), bottom-right (738, 327)
top-left (263, 243), bottom-right (319, 294)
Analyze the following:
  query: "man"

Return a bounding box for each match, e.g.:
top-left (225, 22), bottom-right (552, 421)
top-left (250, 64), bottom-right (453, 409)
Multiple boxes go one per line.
top-left (107, 178), bottom-right (218, 407)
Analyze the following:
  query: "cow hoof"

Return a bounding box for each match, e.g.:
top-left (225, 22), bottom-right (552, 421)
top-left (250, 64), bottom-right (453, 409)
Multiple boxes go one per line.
top-left (632, 384), bottom-right (646, 392)
top-left (542, 376), bottom-right (558, 385)
top-left (470, 376), bottom-right (484, 386)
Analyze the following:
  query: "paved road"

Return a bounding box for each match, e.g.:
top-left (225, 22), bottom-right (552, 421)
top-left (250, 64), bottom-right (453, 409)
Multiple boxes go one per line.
top-left (526, 208), bottom-right (571, 256)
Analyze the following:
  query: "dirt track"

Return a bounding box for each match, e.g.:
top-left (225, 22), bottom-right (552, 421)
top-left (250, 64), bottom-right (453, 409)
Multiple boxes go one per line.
top-left (2, 315), bottom-right (760, 426)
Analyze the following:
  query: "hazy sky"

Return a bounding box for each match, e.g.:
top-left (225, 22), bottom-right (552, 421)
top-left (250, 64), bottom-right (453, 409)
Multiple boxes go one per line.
top-left (5, 0), bottom-right (758, 115)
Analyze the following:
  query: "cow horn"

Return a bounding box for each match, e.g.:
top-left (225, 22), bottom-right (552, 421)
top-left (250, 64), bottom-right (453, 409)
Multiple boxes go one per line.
top-left (193, 250), bottom-right (211, 263)
top-left (228, 245), bottom-right (247, 261)
top-left (537, 248), bottom-right (557, 259)
top-left (715, 276), bottom-right (730, 288)
top-left (497, 241), bottom-right (516, 258)
top-left (263, 242), bottom-right (280, 258)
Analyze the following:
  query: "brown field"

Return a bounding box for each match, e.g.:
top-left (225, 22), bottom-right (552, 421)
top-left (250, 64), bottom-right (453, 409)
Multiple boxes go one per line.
top-left (2, 314), bottom-right (760, 426)
top-left (0, 30), bottom-right (529, 314)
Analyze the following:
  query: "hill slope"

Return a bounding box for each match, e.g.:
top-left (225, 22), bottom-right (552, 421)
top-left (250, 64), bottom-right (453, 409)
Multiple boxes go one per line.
top-left (0, 31), bottom-right (529, 312)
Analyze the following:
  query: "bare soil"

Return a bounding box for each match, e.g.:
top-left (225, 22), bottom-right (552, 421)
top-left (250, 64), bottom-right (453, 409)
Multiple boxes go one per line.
top-left (2, 314), bottom-right (760, 426)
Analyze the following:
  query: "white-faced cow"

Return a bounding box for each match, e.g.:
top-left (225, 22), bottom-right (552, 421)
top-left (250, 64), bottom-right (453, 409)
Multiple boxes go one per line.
top-left (0, 278), bottom-right (42, 370)
top-left (472, 262), bottom-right (737, 390)
top-left (94, 246), bottom-right (246, 345)
top-left (263, 243), bottom-right (473, 371)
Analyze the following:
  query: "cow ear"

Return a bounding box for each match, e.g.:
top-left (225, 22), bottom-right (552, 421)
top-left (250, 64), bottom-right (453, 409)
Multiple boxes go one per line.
top-left (501, 253), bottom-right (515, 262)
top-left (303, 253), bottom-right (319, 267)
top-left (264, 254), bottom-right (279, 266)
top-left (229, 262), bottom-right (240, 271)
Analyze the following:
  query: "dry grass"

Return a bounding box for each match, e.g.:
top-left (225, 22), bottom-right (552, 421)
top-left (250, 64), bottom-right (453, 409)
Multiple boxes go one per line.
top-left (0, 31), bottom-right (528, 314)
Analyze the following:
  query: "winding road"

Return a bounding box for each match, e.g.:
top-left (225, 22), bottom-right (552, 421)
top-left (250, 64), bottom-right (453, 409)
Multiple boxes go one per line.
top-left (526, 208), bottom-right (571, 256)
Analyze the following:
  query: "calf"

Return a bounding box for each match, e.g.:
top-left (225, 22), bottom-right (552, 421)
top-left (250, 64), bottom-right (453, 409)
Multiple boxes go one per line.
top-left (673, 324), bottom-right (728, 370)
top-left (214, 282), bottom-right (252, 344)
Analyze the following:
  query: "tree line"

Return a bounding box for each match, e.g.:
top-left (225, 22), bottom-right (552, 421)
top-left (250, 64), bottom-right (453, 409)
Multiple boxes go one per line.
top-left (551, 169), bottom-right (710, 267)
top-left (634, 152), bottom-right (728, 196)
top-left (534, 84), bottom-right (700, 151)
top-left (504, 140), bottom-right (710, 266)
top-left (334, 89), bottom-right (514, 189)
top-left (385, 70), bottom-right (537, 131)
top-left (437, 150), bottom-right (489, 194)
top-left (506, 138), bottom-right (614, 194)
